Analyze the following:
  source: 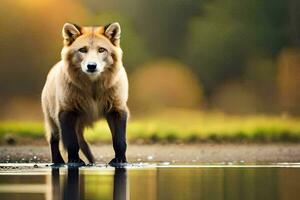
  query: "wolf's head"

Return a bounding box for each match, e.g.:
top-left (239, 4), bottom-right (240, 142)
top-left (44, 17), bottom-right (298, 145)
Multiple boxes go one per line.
top-left (61, 22), bottom-right (122, 81)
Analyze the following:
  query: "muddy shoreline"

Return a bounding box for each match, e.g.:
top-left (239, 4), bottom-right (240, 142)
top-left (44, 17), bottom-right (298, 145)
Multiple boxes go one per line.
top-left (1, 144), bottom-right (300, 164)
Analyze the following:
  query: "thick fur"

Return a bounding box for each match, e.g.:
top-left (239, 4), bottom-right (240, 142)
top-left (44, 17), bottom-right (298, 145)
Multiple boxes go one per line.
top-left (41, 23), bottom-right (129, 165)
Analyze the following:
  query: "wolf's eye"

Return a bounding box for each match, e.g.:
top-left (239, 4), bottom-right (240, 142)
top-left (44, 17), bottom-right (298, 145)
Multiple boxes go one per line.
top-left (98, 47), bottom-right (107, 53)
top-left (78, 47), bottom-right (88, 53)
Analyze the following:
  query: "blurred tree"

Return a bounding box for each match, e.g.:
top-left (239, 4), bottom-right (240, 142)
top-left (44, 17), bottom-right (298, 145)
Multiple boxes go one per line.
top-left (129, 59), bottom-right (203, 114)
top-left (277, 48), bottom-right (300, 115)
top-left (184, 0), bottom-right (288, 94)
top-left (287, 0), bottom-right (300, 46)
top-left (243, 57), bottom-right (278, 112)
top-left (211, 81), bottom-right (264, 114)
top-left (119, 0), bottom-right (202, 58)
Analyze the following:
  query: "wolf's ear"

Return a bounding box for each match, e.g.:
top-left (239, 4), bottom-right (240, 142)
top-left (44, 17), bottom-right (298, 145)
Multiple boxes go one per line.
top-left (104, 22), bottom-right (121, 46)
top-left (62, 23), bottom-right (81, 45)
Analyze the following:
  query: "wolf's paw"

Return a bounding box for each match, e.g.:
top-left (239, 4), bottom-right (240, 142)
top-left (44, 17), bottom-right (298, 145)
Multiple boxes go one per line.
top-left (50, 161), bottom-right (65, 168)
top-left (67, 159), bottom-right (85, 168)
top-left (108, 157), bottom-right (127, 168)
top-left (86, 163), bottom-right (95, 167)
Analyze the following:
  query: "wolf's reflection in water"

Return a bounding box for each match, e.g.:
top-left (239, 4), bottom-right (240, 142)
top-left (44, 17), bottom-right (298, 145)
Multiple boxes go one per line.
top-left (113, 168), bottom-right (127, 200)
top-left (51, 167), bottom-right (128, 200)
top-left (51, 168), bottom-right (61, 200)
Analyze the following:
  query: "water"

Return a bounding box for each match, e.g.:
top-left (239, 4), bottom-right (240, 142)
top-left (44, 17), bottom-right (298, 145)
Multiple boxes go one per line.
top-left (1, 164), bottom-right (300, 200)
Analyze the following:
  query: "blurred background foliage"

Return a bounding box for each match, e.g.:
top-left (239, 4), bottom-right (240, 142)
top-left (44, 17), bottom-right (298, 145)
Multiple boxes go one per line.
top-left (0, 0), bottom-right (300, 121)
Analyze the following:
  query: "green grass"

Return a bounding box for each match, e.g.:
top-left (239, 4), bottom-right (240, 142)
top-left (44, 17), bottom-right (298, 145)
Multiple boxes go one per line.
top-left (1, 109), bottom-right (300, 144)
top-left (0, 121), bottom-right (44, 139)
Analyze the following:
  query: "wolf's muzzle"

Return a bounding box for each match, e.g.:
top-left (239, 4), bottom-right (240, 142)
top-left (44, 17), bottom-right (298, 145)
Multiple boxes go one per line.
top-left (87, 62), bottom-right (97, 72)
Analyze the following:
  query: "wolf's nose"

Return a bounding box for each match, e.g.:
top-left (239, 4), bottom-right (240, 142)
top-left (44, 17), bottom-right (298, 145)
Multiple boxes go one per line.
top-left (87, 62), bottom-right (97, 72)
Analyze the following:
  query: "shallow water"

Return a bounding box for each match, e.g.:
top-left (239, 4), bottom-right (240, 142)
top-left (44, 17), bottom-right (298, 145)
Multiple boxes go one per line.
top-left (0, 164), bottom-right (300, 200)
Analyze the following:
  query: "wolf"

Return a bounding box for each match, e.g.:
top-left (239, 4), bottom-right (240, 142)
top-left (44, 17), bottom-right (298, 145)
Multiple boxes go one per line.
top-left (41, 22), bottom-right (129, 167)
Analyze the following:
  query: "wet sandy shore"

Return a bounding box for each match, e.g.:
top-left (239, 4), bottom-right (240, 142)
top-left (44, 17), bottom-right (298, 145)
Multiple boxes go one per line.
top-left (1, 144), bottom-right (300, 164)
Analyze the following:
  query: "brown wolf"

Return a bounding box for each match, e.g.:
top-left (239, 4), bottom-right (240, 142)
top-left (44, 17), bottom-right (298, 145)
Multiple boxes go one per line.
top-left (41, 22), bottom-right (129, 167)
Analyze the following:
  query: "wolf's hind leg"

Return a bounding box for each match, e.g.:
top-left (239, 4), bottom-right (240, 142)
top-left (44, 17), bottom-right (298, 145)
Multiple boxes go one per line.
top-left (46, 117), bottom-right (64, 164)
top-left (77, 124), bottom-right (95, 164)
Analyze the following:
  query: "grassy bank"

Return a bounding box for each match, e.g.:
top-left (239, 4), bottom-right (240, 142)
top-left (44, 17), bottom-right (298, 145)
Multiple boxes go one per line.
top-left (0, 109), bottom-right (300, 144)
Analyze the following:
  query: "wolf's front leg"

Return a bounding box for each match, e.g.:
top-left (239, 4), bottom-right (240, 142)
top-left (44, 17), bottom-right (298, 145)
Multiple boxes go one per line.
top-left (106, 109), bottom-right (127, 167)
top-left (59, 111), bottom-right (85, 167)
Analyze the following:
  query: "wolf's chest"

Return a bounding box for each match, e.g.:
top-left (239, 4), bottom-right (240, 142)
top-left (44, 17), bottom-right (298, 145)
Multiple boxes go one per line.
top-left (82, 97), bottom-right (105, 120)
top-left (64, 84), bottom-right (115, 122)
